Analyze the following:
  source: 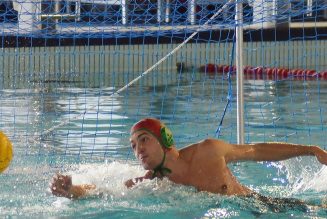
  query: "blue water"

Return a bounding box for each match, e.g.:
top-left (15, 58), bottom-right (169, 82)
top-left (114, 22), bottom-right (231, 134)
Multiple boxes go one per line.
top-left (0, 72), bottom-right (327, 218)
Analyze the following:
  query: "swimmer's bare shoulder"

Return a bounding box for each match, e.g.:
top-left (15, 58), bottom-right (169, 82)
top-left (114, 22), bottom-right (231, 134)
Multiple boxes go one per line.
top-left (179, 138), bottom-right (231, 161)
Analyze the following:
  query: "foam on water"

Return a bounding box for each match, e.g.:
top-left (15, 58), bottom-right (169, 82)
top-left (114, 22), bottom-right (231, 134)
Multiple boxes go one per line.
top-left (280, 157), bottom-right (327, 194)
top-left (300, 166), bottom-right (327, 192)
top-left (51, 162), bottom-right (174, 200)
top-left (56, 161), bottom-right (150, 199)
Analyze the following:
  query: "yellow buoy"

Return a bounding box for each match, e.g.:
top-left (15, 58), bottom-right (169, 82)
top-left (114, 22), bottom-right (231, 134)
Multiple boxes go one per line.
top-left (0, 131), bottom-right (13, 173)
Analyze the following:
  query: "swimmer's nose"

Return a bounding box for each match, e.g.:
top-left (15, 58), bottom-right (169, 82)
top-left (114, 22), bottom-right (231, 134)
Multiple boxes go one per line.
top-left (138, 147), bottom-right (145, 156)
top-left (136, 143), bottom-right (145, 156)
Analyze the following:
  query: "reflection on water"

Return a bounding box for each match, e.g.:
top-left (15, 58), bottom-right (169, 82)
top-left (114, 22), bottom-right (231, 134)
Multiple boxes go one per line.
top-left (0, 73), bottom-right (326, 159)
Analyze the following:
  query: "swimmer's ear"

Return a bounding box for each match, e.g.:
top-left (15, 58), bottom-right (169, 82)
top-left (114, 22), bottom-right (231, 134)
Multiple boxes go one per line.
top-left (160, 126), bottom-right (174, 148)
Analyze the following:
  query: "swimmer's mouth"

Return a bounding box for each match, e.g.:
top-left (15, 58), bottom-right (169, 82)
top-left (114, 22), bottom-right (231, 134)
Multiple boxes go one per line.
top-left (140, 155), bottom-right (148, 161)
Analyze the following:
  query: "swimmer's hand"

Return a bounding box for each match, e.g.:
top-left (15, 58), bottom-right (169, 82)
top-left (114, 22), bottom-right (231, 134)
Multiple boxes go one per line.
top-left (50, 173), bottom-right (96, 199)
top-left (124, 171), bottom-right (153, 188)
top-left (313, 146), bottom-right (327, 165)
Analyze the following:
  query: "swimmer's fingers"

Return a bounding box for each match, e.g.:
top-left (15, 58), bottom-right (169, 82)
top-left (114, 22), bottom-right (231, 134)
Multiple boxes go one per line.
top-left (59, 174), bottom-right (72, 187)
top-left (51, 173), bottom-right (65, 183)
top-left (50, 180), bottom-right (74, 199)
top-left (54, 173), bottom-right (72, 183)
top-left (50, 174), bottom-right (72, 191)
top-left (50, 185), bottom-right (67, 197)
top-left (124, 179), bottom-right (136, 188)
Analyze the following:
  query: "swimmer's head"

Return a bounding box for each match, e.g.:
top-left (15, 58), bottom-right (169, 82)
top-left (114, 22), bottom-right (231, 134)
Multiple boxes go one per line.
top-left (130, 118), bottom-right (174, 148)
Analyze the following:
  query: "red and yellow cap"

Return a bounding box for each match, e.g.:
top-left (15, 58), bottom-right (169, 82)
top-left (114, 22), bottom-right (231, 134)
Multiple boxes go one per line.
top-left (130, 118), bottom-right (174, 148)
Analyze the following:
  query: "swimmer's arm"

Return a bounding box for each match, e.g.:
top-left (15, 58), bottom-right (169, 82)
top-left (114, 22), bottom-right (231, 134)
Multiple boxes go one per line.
top-left (66, 184), bottom-right (96, 199)
top-left (124, 171), bottom-right (153, 188)
top-left (224, 142), bottom-right (327, 164)
top-left (51, 174), bottom-right (96, 199)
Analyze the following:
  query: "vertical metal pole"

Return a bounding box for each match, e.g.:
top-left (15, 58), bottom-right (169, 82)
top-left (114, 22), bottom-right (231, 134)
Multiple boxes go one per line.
top-left (235, 0), bottom-right (244, 144)
top-left (15, 0), bottom-right (38, 32)
top-left (75, 0), bottom-right (81, 22)
top-left (307, 0), bottom-right (312, 17)
top-left (121, 0), bottom-right (128, 25)
top-left (55, 0), bottom-right (60, 13)
top-left (157, 0), bottom-right (163, 23)
top-left (165, 0), bottom-right (171, 23)
top-left (188, 0), bottom-right (196, 25)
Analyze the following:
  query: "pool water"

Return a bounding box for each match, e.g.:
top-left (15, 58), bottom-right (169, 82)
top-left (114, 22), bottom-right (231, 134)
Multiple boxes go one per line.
top-left (0, 71), bottom-right (327, 218)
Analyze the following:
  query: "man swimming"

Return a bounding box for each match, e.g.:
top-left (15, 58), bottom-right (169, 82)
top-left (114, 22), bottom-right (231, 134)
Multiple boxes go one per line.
top-left (51, 118), bottom-right (327, 200)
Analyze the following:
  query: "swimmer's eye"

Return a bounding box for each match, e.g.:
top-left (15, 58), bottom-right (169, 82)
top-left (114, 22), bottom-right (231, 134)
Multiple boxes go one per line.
top-left (131, 143), bottom-right (136, 150)
top-left (140, 136), bottom-right (149, 144)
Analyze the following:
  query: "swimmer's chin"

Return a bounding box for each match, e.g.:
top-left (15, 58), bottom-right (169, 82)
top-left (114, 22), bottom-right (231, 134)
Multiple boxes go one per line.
top-left (143, 166), bottom-right (152, 171)
top-left (140, 162), bottom-right (151, 170)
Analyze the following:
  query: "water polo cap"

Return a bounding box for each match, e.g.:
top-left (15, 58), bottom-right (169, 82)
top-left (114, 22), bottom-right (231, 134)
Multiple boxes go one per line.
top-left (130, 118), bottom-right (174, 148)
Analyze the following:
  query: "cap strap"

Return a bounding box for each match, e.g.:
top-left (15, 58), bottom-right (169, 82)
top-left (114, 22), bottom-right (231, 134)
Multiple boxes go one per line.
top-left (152, 151), bottom-right (171, 178)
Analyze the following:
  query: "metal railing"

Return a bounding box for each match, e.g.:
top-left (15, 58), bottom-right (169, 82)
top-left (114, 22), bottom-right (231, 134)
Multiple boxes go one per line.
top-left (5, 0), bottom-right (327, 33)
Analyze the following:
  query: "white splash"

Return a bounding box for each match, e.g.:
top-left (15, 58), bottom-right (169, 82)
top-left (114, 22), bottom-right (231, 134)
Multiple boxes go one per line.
top-left (299, 166), bottom-right (327, 192)
top-left (281, 157), bottom-right (327, 194)
top-left (67, 161), bottom-right (146, 197)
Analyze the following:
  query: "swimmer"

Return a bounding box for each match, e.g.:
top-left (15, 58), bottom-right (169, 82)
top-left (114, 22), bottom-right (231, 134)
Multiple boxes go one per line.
top-left (51, 118), bottom-right (327, 202)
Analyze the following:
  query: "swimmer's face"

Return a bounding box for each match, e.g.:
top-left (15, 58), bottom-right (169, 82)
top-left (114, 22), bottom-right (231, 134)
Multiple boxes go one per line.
top-left (130, 130), bottom-right (164, 170)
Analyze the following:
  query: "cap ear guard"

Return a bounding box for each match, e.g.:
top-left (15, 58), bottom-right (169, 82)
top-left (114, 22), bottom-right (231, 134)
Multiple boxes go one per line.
top-left (160, 126), bottom-right (174, 148)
